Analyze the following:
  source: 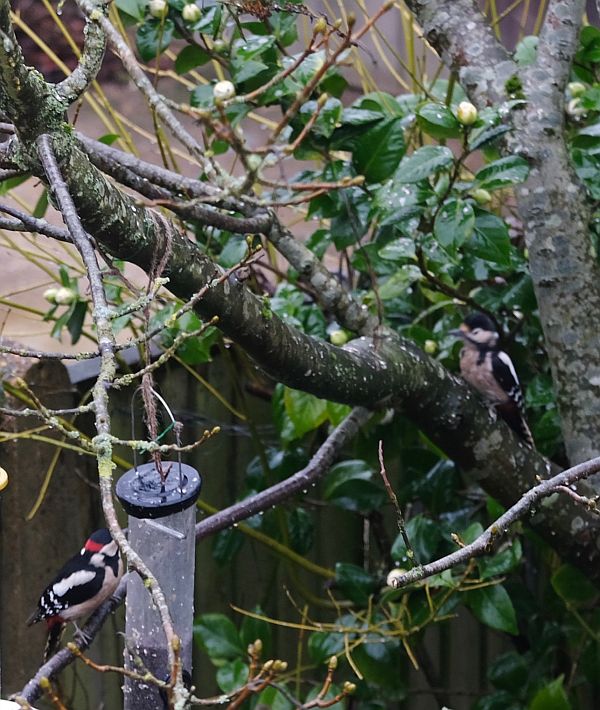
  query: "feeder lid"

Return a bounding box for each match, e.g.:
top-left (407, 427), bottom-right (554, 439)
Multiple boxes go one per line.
top-left (116, 462), bottom-right (201, 519)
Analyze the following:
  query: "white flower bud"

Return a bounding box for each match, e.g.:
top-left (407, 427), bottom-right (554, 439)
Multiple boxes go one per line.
top-left (566, 98), bottom-right (586, 118)
top-left (54, 287), bottom-right (77, 305)
top-left (456, 101), bottom-right (478, 126)
top-left (182, 3), bottom-right (201, 22)
top-left (213, 80), bottom-right (236, 101)
top-left (43, 287), bottom-right (59, 304)
top-left (148, 0), bottom-right (168, 19)
top-left (386, 568), bottom-right (407, 588)
top-left (0, 466), bottom-right (8, 491)
top-left (471, 188), bottom-right (492, 205)
top-left (567, 82), bottom-right (586, 98)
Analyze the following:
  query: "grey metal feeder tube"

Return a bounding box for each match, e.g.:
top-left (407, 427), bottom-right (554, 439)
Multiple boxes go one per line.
top-left (116, 462), bottom-right (201, 710)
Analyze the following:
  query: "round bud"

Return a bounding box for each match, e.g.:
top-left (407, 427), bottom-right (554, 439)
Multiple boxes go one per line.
top-left (343, 682), bottom-right (357, 695)
top-left (253, 638), bottom-right (263, 653)
top-left (471, 188), bottom-right (492, 205)
top-left (148, 0), bottom-right (168, 19)
top-left (54, 287), bottom-right (77, 305)
top-left (246, 154), bottom-right (262, 172)
top-left (213, 80), bottom-right (236, 101)
top-left (213, 39), bottom-right (227, 54)
top-left (424, 339), bottom-right (437, 355)
top-left (567, 82), bottom-right (586, 98)
top-left (182, 3), bottom-right (201, 22)
top-left (0, 466), bottom-right (8, 491)
top-left (43, 287), bottom-right (59, 304)
top-left (330, 329), bottom-right (348, 346)
top-left (328, 655), bottom-right (338, 669)
top-left (314, 16), bottom-right (327, 35)
top-left (456, 101), bottom-right (478, 126)
top-left (566, 98), bottom-right (586, 118)
top-left (386, 568), bottom-right (407, 588)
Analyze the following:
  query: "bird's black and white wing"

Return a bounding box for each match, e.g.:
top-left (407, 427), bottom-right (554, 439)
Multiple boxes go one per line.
top-left (491, 351), bottom-right (534, 446)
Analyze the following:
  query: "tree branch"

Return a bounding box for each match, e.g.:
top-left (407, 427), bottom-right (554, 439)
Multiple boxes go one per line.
top-left (55, 1), bottom-right (107, 104)
top-left (387, 454), bottom-right (600, 588)
top-left (195, 406), bottom-right (372, 539)
top-left (403, 0), bottom-right (515, 105)
top-left (75, 0), bottom-right (218, 182)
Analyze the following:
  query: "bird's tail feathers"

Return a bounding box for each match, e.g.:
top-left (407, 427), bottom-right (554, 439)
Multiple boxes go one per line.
top-left (496, 402), bottom-right (535, 448)
top-left (44, 620), bottom-right (66, 662)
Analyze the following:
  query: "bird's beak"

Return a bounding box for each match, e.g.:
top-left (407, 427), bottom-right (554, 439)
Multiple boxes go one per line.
top-left (449, 328), bottom-right (466, 339)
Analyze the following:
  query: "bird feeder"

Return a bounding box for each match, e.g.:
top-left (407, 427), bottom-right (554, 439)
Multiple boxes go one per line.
top-left (116, 391), bottom-right (201, 709)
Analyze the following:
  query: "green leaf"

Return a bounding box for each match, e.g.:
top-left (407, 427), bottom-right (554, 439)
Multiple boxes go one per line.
top-left (299, 97), bottom-right (343, 139)
top-left (434, 198), bottom-right (475, 248)
top-left (67, 300), bottom-right (87, 345)
top-left (396, 145), bottom-right (454, 183)
top-left (466, 584), bottom-right (518, 635)
top-left (216, 659), bottom-right (249, 693)
top-left (115, 0), bottom-right (146, 21)
top-left (551, 564), bottom-right (599, 606)
top-left (324, 459), bottom-right (374, 494)
top-left (257, 685), bottom-right (294, 710)
top-left (212, 527), bottom-right (244, 565)
top-left (353, 117), bottom-right (406, 183)
top-left (335, 563), bottom-right (378, 604)
top-left (308, 630), bottom-right (345, 664)
top-left (240, 607), bottom-right (273, 659)
top-left (283, 387), bottom-right (328, 438)
top-left (468, 211), bottom-right (511, 267)
top-left (190, 84), bottom-right (215, 108)
top-left (218, 235), bottom-right (248, 268)
top-left (175, 45), bottom-right (210, 74)
top-left (136, 19), bottom-right (174, 62)
top-left (32, 189), bottom-right (49, 219)
top-left (288, 507), bottom-right (314, 555)
top-left (352, 637), bottom-right (406, 694)
top-left (528, 677), bottom-right (571, 710)
top-left (488, 651), bottom-right (529, 692)
top-left (475, 156), bottom-right (529, 191)
top-left (0, 173), bottom-right (29, 195)
top-left (514, 36), bottom-right (538, 67)
top-left (97, 133), bottom-right (121, 145)
top-left (194, 614), bottom-right (244, 664)
top-left (469, 124), bottom-right (512, 151)
top-left (479, 539), bottom-right (522, 579)
top-left (417, 102), bottom-right (462, 139)
top-left (378, 237), bottom-right (416, 261)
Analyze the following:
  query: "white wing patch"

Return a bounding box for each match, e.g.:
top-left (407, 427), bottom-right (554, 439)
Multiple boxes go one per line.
top-left (53, 570), bottom-right (96, 597)
top-left (497, 351), bottom-right (520, 386)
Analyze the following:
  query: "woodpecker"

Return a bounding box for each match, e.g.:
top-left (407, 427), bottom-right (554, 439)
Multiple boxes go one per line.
top-left (27, 528), bottom-right (123, 660)
top-left (451, 313), bottom-right (534, 447)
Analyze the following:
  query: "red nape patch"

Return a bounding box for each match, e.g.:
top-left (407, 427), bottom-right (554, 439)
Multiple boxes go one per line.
top-left (46, 616), bottom-right (64, 628)
top-left (84, 540), bottom-right (104, 552)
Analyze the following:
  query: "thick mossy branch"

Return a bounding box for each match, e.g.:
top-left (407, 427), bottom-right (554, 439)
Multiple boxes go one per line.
top-left (25, 134), bottom-right (597, 582)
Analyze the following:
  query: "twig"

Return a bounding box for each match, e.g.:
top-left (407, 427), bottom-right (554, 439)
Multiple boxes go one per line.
top-left (378, 440), bottom-right (418, 566)
top-left (196, 406), bottom-right (371, 539)
top-left (75, 0), bottom-right (220, 183)
top-left (387, 454), bottom-right (600, 589)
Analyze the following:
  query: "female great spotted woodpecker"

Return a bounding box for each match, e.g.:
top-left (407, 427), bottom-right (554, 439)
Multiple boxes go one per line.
top-left (27, 528), bottom-right (123, 660)
top-left (451, 313), bottom-right (534, 448)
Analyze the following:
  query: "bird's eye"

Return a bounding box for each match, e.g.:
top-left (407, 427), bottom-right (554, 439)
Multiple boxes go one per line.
top-left (471, 328), bottom-right (481, 335)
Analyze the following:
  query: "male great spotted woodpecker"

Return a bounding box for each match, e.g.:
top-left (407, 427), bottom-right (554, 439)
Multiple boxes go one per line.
top-left (451, 313), bottom-right (534, 448)
top-left (27, 528), bottom-right (123, 660)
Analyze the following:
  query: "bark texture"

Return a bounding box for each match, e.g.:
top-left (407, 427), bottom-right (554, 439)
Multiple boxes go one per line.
top-left (407, 0), bottom-right (600, 469)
